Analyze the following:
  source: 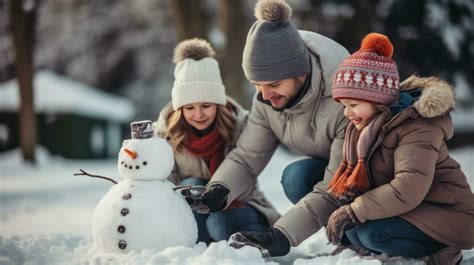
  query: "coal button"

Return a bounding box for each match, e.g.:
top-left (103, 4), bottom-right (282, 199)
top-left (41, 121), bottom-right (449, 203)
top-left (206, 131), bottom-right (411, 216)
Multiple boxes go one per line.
top-left (117, 225), bottom-right (126, 233)
top-left (121, 208), bottom-right (129, 216)
top-left (118, 240), bottom-right (127, 249)
top-left (123, 193), bottom-right (132, 200)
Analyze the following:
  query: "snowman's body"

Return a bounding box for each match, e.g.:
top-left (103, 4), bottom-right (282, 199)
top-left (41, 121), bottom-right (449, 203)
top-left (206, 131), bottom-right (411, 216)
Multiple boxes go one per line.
top-left (93, 179), bottom-right (197, 252)
top-left (92, 123), bottom-right (198, 252)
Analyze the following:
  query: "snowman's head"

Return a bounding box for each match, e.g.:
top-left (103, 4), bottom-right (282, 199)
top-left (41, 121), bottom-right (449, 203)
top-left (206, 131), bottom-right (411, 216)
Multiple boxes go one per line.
top-left (117, 121), bottom-right (174, 181)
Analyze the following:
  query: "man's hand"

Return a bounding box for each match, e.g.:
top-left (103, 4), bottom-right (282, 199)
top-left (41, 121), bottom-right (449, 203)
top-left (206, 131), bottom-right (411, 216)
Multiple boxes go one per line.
top-left (229, 228), bottom-right (291, 257)
top-left (326, 205), bottom-right (361, 244)
top-left (200, 184), bottom-right (230, 213)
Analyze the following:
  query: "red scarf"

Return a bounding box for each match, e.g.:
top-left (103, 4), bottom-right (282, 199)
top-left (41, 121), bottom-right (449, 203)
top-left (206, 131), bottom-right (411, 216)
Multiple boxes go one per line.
top-left (184, 127), bottom-right (225, 176)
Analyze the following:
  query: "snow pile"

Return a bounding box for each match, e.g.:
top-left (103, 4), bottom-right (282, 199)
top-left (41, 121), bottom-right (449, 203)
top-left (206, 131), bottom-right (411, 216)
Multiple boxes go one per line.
top-left (0, 235), bottom-right (270, 265)
top-left (3, 230), bottom-right (470, 264)
top-left (0, 234), bottom-right (89, 265)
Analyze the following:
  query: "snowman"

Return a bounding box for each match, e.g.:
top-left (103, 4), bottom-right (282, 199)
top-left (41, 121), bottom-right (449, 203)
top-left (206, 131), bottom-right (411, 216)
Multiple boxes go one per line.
top-left (86, 120), bottom-right (198, 252)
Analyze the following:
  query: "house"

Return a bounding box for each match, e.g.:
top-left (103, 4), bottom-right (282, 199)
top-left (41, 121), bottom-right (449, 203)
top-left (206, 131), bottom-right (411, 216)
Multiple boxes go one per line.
top-left (0, 70), bottom-right (135, 159)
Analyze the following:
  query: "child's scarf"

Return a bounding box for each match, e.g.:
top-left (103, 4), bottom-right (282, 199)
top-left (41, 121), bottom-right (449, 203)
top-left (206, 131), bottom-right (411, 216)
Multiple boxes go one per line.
top-left (184, 127), bottom-right (225, 176)
top-left (328, 113), bottom-right (386, 201)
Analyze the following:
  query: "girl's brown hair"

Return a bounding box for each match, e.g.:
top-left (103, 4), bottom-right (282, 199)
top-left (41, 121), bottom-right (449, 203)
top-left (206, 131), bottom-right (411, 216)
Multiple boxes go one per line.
top-left (165, 104), bottom-right (236, 153)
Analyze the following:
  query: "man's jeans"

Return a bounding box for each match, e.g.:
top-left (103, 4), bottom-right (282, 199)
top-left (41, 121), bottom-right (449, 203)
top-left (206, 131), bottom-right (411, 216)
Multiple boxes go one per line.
top-left (281, 158), bottom-right (328, 204)
top-left (345, 216), bottom-right (446, 258)
top-left (180, 177), bottom-right (269, 243)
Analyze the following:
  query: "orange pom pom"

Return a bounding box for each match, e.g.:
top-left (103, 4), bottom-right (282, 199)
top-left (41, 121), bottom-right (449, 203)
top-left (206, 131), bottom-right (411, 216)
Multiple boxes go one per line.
top-left (360, 33), bottom-right (393, 58)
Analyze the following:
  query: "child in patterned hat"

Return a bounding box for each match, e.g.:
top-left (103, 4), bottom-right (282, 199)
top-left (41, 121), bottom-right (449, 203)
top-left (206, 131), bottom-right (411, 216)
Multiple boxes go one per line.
top-left (326, 33), bottom-right (474, 264)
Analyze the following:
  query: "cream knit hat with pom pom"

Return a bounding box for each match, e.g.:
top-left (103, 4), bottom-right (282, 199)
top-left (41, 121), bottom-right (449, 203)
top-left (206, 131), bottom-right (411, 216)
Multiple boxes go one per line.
top-left (172, 38), bottom-right (226, 110)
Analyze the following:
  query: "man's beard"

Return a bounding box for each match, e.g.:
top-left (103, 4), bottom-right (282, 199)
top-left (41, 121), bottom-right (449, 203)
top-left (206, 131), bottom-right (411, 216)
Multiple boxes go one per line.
top-left (271, 78), bottom-right (305, 111)
top-left (270, 97), bottom-right (289, 111)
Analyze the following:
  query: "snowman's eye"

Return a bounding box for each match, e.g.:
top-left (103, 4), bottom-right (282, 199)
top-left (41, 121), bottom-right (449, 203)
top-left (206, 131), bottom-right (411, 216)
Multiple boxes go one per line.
top-left (143, 161), bottom-right (147, 166)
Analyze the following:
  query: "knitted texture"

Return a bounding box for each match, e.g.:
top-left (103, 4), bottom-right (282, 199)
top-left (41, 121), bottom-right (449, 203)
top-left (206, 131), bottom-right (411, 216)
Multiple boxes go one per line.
top-left (328, 113), bottom-right (388, 201)
top-left (242, 0), bottom-right (310, 81)
top-left (184, 126), bottom-right (224, 176)
top-left (172, 38), bottom-right (226, 110)
top-left (332, 33), bottom-right (399, 105)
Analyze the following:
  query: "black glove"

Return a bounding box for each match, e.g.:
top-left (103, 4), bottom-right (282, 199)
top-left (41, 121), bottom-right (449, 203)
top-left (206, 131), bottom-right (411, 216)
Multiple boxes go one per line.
top-left (178, 185), bottom-right (206, 205)
top-left (326, 205), bottom-right (361, 244)
top-left (229, 228), bottom-right (291, 257)
top-left (201, 184), bottom-right (230, 213)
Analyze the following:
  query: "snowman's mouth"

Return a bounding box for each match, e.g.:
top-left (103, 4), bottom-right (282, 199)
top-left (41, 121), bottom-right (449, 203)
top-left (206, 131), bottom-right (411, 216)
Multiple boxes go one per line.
top-left (121, 160), bottom-right (148, 170)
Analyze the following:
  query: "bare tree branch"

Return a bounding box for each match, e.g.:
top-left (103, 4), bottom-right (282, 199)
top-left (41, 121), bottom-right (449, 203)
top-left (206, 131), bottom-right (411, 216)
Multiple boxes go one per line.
top-left (74, 169), bottom-right (118, 184)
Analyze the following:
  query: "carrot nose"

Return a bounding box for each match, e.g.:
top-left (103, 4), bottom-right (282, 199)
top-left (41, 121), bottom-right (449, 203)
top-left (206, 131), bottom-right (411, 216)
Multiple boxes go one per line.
top-left (124, 148), bottom-right (137, 159)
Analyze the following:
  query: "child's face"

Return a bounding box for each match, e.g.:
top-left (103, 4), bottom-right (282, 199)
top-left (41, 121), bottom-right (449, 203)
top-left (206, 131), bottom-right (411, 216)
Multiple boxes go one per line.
top-left (339, 99), bottom-right (377, 130)
top-left (182, 102), bottom-right (218, 131)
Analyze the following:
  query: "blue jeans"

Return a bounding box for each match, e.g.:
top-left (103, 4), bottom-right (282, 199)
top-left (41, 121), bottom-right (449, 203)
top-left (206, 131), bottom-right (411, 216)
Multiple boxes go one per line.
top-left (179, 177), bottom-right (211, 243)
top-left (345, 216), bottom-right (446, 258)
top-left (179, 177), bottom-right (269, 243)
top-left (281, 158), bottom-right (328, 204)
top-left (206, 204), bottom-right (268, 241)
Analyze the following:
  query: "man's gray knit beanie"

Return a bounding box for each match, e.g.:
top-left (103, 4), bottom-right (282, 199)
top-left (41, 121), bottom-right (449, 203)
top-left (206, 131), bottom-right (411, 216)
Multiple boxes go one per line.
top-left (242, 0), bottom-right (310, 81)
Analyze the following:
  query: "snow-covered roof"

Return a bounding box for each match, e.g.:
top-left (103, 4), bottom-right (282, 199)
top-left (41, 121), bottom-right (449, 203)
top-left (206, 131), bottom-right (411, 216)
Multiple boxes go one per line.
top-left (0, 70), bottom-right (135, 122)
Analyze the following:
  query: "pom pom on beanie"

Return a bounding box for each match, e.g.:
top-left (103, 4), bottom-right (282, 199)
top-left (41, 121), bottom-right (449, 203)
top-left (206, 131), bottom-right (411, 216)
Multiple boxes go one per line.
top-left (173, 38), bottom-right (216, 63)
top-left (360, 33), bottom-right (394, 58)
top-left (172, 38), bottom-right (226, 110)
top-left (254, 0), bottom-right (292, 21)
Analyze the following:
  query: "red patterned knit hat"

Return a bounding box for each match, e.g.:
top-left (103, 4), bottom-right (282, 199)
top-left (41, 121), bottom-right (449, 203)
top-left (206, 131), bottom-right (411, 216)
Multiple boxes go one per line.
top-left (332, 33), bottom-right (399, 105)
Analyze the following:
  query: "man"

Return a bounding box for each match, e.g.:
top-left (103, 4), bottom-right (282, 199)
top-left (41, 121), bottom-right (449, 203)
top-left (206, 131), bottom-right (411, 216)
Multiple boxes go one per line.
top-left (188, 0), bottom-right (349, 256)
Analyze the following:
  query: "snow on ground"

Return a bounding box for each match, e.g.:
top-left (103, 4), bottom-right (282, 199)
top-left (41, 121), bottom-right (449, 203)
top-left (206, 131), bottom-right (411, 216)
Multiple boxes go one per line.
top-left (1, 146), bottom-right (473, 264)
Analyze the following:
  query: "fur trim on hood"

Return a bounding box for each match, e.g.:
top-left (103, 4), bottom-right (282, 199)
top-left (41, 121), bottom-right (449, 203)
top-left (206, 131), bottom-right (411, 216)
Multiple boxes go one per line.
top-left (400, 75), bottom-right (455, 118)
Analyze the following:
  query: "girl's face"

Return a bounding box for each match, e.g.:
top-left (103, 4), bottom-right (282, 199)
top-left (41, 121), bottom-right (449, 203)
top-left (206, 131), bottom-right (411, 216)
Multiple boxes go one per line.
top-left (339, 99), bottom-right (377, 130)
top-left (182, 102), bottom-right (218, 131)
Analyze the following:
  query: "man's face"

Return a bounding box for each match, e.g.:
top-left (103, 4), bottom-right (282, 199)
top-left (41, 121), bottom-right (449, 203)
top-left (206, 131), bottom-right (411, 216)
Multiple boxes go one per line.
top-left (251, 75), bottom-right (306, 111)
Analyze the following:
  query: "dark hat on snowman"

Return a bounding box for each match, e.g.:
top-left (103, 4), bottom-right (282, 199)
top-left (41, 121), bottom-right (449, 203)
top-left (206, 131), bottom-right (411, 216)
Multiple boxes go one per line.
top-left (131, 120), bottom-right (153, 139)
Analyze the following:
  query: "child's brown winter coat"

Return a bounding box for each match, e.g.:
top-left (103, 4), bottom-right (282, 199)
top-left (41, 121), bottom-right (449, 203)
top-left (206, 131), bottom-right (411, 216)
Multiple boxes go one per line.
top-left (351, 76), bottom-right (474, 249)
